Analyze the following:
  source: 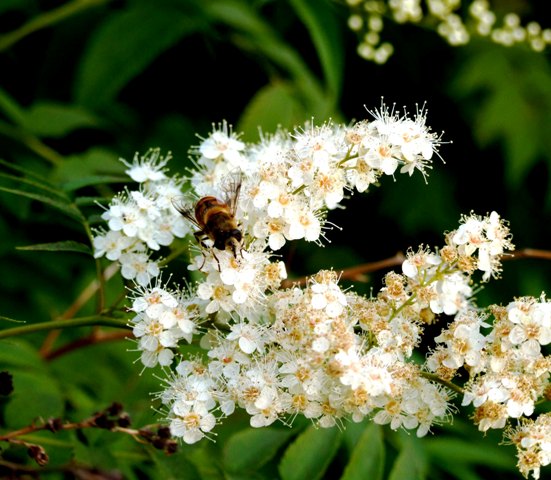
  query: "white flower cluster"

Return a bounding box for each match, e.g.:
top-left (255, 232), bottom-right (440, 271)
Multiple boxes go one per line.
top-left (93, 149), bottom-right (190, 286)
top-left (451, 210), bottom-right (513, 281)
top-left (188, 105), bottom-right (441, 255)
top-left (160, 271), bottom-right (452, 444)
top-left (128, 281), bottom-right (203, 368)
top-left (93, 105), bottom-right (549, 479)
top-left (93, 103), bottom-right (441, 369)
top-left (424, 295), bottom-right (550, 479)
top-left (346, 0), bottom-right (551, 63)
top-left (507, 413), bottom-right (551, 480)
top-left (461, 297), bottom-right (550, 429)
top-left (158, 207), bottom-right (514, 444)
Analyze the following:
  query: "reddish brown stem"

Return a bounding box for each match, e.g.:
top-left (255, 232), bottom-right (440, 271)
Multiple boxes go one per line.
top-left (510, 248), bottom-right (551, 261)
top-left (44, 330), bottom-right (132, 361)
top-left (281, 251), bottom-right (405, 288)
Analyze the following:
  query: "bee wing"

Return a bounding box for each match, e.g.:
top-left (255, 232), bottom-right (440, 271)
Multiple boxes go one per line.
top-left (171, 195), bottom-right (200, 228)
top-left (220, 169), bottom-right (243, 216)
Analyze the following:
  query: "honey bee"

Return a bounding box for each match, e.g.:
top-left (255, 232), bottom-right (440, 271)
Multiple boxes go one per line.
top-left (174, 171), bottom-right (243, 268)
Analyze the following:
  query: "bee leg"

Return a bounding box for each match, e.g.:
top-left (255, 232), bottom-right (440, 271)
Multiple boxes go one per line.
top-left (211, 249), bottom-right (221, 271)
top-left (192, 232), bottom-right (209, 271)
top-left (198, 252), bottom-right (207, 270)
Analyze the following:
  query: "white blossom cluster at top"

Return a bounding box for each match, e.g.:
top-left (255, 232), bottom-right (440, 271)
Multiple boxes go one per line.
top-left (346, 0), bottom-right (551, 63)
top-left (92, 104), bottom-right (549, 480)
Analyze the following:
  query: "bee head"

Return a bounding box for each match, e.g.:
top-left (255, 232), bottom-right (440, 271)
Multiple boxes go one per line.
top-left (216, 229), bottom-right (242, 257)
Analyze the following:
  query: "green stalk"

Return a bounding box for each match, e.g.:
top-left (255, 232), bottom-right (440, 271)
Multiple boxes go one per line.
top-left (420, 371), bottom-right (464, 396)
top-left (0, 316), bottom-right (129, 340)
top-left (0, 0), bottom-right (109, 52)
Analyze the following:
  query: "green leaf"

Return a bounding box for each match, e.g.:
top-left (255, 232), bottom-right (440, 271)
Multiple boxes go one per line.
top-left (0, 339), bottom-right (44, 369)
top-left (388, 437), bottom-right (427, 480)
top-left (0, 86), bottom-right (26, 124)
top-left (0, 185), bottom-right (84, 222)
top-left (186, 444), bottom-right (225, 480)
top-left (205, 0), bottom-right (332, 118)
top-left (424, 437), bottom-right (516, 470)
top-left (150, 449), bottom-right (201, 480)
top-left (450, 43), bottom-right (551, 189)
top-left (16, 240), bottom-right (92, 255)
top-left (237, 82), bottom-right (305, 141)
top-left (0, 158), bottom-right (59, 186)
top-left (0, 169), bottom-right (69, 200)
top-left (223, 427), bottom-right (295, 473)
top-left (278, 426), bottom-right (341, 480)
top-left (53, 147), bottom-right (124, 186)
top-left (20, 101), bottom-right (101, 138)
top-left (341, 423), bottom-right (385, 480)
top-left (62, 174), bottom-right (129, 192)
top-left (289, 0), bottom-right (344, 101)
top-left (75, 5), bottom-right (205, 107)
top-left (4, 368), bottom-right (64, 428)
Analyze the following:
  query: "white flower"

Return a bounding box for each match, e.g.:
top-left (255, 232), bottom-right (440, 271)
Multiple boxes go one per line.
top-left (122, 149), bottom-right (169, 183)
top-left (170, 402), bottom-right (217, 444)
top-left (429, 272), bottom-right (472, 315)
top-left (93, 230), bottom-right (135, 260)
top-left (226, 323), bottom-right (266, 354)
top-left (199, 121), bottom-right (245, 166)
top-left (310, 281), bottom-right (347, 318)
top-left (285, 206), bottom-right (322, 242)
top-left (119, 252), bottom-right (160, 286)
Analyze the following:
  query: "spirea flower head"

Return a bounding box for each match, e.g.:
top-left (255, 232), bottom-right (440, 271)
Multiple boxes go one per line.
top-left (451, 211), bottom-right (514, 281)
top-left (346, 1), bottom-right (551, 64)
top-left (94, 105), bottom-right (548, 480)
top-left (506, 413), bottom-right (551, 479)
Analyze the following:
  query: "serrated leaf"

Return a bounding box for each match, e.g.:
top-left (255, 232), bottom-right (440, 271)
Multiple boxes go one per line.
top-left (278, 426), bottom-right (341, 480)
top-left (75, 5), bottom-right (205, 107)
top-left (20, 101), bottom-right (101, 138)
top-left (223, 427), bottom-right (295, 473)
top-left (0, 186), bottom-right (84, 222)
top-left (289, 0), bottom-right (344, 101)
top-left (450, 43), bottom-right (551, 189)
top-left (341, 423), bottom-right (385, 480)
top-left (16, 240), bottom-right (92, 255)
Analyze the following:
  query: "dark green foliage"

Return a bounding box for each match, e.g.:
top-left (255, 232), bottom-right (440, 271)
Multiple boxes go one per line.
top-left (0, 0), bottom-right (549, 478)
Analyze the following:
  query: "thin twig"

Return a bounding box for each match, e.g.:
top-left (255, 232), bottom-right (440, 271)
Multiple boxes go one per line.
top-left (281, 251), bottom-right (405, 288)
top-left (39, 262), bottom-right (120, 356)
top-left (509, 248), bottom-right (551, 261)
top-left (44, 330), bottom-right (131, 361)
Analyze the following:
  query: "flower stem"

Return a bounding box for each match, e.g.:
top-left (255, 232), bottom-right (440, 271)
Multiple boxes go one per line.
top-left (0, 0), bottom-right (109, 52)
top-left (0, 316), bottom-right (129, 340)
top-left (420, 371), bottom-right (464, 396)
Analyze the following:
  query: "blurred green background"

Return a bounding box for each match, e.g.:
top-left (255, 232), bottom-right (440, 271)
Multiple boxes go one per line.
top-left (0, 0), bottom-right (550, 478)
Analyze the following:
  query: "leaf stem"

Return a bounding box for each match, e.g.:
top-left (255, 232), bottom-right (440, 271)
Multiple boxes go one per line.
top-left (0, 122), bottom-right (64, 166)
top-left (0, 316), bottom-right (129, 340)
top-left (0, 0), bottom-right (109, 52)
top-left (420, 371), bottom-right (464, 396)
